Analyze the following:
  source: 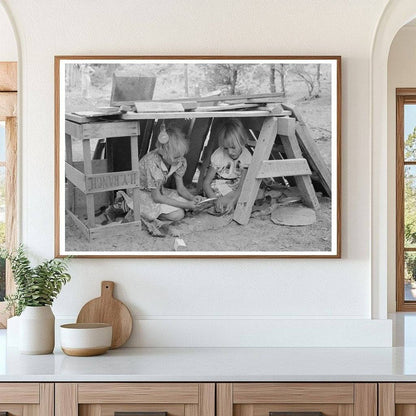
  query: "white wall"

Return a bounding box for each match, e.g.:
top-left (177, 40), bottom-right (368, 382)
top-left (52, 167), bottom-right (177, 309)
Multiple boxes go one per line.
top-left (387, 25), bottom-right (416, 312)
top-left (0, 3), bottom-right (17, 60)
top-left (0, 0), bottom-right (393, 346)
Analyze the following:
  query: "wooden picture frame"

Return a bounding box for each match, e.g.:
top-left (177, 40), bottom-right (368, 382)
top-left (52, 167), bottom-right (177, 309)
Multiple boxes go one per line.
top-left (55, 56), bottom-right (341, 258)
top-left (396, 88), bottom-right (416, 311)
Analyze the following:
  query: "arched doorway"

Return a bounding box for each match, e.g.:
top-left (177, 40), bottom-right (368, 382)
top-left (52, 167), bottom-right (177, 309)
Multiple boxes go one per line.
top-left (0, 0), bottom-right (18, 327)
top-left (371, 0), bottom-right (416, 319)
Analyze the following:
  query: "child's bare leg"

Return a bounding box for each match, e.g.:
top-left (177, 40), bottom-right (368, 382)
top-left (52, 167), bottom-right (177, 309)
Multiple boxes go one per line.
top-left (159, 208), bottom-right (185, 221)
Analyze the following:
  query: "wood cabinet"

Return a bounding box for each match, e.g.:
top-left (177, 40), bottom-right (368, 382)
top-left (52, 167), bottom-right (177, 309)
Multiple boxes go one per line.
top-left (55, 383), bottom-right (215, 416)
top-left (379, 383), bottom-right (416, 416)
top-left (217, 383), bottom-right (377, 416)
top-left (0, 383), bottom-right (53, 416)
top-left (0, 381), bottom-right (387, 416)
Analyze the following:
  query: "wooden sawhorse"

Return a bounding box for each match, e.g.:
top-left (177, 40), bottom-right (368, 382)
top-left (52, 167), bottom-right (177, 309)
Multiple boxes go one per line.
top-left (234, 116), bottom-right (320, 225)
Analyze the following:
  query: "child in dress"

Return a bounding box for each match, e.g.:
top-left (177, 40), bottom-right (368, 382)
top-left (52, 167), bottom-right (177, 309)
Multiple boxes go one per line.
top-left (105, 124), bottom-right (202, 224)
top-left (203, 118), bottom-right (252, 214)
top-left (137, 124), bottom-right (202, 221)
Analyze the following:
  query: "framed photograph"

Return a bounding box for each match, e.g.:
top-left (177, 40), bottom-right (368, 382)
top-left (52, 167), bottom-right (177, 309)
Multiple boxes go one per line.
top-left (55, 56), bottom-right (341, 258)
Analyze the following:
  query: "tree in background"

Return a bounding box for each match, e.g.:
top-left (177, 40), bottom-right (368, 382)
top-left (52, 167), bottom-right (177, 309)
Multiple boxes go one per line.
top-left (292, 64), bottom-right (320, 99)
top-left (200, 64), bottom-right (243, 95)
top-left (316, 64), bottom-right (321, 97)
top-left (404, 127), bottom-right (416, 281)
top-left (269, 65), bottom-right (276, 93)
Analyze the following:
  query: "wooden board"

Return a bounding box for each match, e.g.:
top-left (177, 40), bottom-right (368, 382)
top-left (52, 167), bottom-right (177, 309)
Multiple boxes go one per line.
top-left (281, 103), bottom-right (331, 196)
top-left (121, 110), bottom-right (271, 120)
top-left (77, 281), bottom-right (133, 349)
top-left (135, 101), bottom-right (185, 112)
top-left (111, 74), bottom-right (156, 106)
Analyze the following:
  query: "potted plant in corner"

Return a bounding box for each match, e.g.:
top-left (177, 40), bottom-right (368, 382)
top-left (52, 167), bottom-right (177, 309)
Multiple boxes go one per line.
top-left (1, 245), bottom-right (71, 354)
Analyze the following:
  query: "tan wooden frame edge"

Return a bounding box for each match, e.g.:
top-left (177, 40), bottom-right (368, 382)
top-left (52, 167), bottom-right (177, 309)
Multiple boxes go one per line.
top-left (0, 61), bottom-right (18, 328)
top-left (396, 88), bottom-right (416, 311)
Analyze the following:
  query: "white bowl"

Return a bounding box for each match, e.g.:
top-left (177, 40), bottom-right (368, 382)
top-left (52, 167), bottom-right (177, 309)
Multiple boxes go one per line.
top-left (60, 323), bottom-right (112, 356)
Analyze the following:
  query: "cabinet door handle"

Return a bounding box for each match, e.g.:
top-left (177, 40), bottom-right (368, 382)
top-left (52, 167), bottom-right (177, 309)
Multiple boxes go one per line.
top-left (115, 412), bottom-right (167, 416)
top-left (270, 413), bottom-right (324, 416)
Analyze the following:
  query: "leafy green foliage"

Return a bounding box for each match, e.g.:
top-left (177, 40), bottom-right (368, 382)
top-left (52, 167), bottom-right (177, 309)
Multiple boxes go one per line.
top-left (405, 126), bottom-right (416, 161)
top-left (404, 128), bottom-right (416, 282)
top-left (405, 128), bottom-right (416, 247)
top-left (0, 245), bottom-right (71, 316)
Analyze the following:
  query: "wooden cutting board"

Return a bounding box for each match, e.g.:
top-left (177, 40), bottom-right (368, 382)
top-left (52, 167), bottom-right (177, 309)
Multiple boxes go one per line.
top-left (76, 281), bottom-right (133, 349)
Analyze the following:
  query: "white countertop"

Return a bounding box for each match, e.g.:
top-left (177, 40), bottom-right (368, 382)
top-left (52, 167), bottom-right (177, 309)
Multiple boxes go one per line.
top-left (2, 329), bottom-right (416, 382)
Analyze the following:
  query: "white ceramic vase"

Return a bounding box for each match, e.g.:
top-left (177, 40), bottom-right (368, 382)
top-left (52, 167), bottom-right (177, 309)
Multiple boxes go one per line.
top-left (19, 306), bottom-right (55, 354)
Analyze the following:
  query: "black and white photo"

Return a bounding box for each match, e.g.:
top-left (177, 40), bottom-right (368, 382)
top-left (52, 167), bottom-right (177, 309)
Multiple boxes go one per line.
top-left (55, 57), bottom-right (341, 257)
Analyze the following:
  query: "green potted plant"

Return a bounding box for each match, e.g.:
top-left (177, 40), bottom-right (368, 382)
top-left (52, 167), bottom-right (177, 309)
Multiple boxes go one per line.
top-left (1, 245), bottom-right (71, 354)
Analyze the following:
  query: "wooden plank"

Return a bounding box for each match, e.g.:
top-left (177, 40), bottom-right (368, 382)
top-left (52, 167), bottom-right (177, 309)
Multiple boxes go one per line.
top-left (66, 208), bottom-right (91, 240)
top-left (84, 170), bottom-right (139, 194)
top-left (154, 92), bottom-right (284, 103)
top-left (39, 383), bottom-right (54, 416)
top-left (184, 118), bottom-right (212, 185)
top-left (395, 384), bottom-right (416, 403)
top-left (280, 129), bottom-right (320, 210)
top-left (101, 403), bottom-right (185, 416)
top-left (194, 103), bottom-right (260, 112)
top-left (379, 384), bottom-right (395, 416)
top-left (199, 384), bottom-right (215, 416)
top-left (130, 135), bottom-right (141, 223)
top-left (257, 159), bottom-right (311, 179)
top-left (233, 383), bottom-right (353, 404)
top-left (281, 103), bottom-right (332, 196)
top-left (217, 384), bottom-right (233, 416)
top-left (78, 383), bottom-right (199, 404)
top-left (82, 139), bottom-right (96, 228)
top-left (295, 122), bottom-right (331, 196)
top-left (55, 383), bottom-right (78, 416)
top-left (0, 383), bottom-right (39, 403)
top-left (66, 162), bottom-right (86, 193)
top-left (82, 121), bottom-right (140, 140)
top-left (135, 101), bottom-right (185, 112)
top-left (354, 384), bottom-right (377, 416)
top-left (234, 117), bottom-right (278, 225)
top-left (0, 92), bottom-right (16, 119)
top-left (0, 62), bottom-right (17, 91)
top-left (65, 133), bottom-right (76, 211)
top-left (121, 110), bottom-right (271, 120)
top-left (89, 220), bottom-right (142, 240)
top-left (65, 120), bottom-right (84, 138)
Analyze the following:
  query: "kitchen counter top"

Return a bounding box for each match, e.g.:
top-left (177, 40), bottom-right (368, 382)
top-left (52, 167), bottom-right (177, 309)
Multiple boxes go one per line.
top-left (2, 330), bottom-right (416, 382)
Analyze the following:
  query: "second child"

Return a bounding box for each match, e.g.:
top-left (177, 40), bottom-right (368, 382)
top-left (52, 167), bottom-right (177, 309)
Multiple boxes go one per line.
top-left (203, 118), bottom-right (252, 214)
